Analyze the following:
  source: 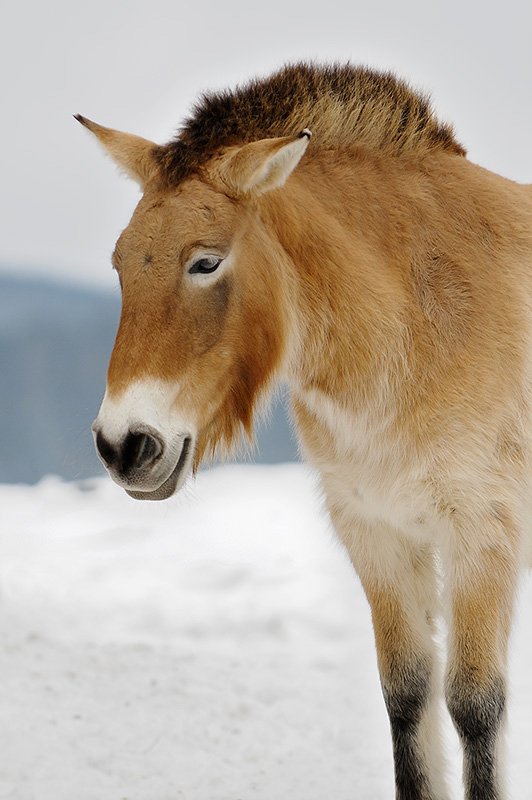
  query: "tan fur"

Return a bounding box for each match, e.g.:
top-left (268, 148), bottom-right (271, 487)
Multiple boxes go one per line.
top-left (78, 65), bottom-right (532, 799)
top-left (444, 508), bottom-right (520, 683)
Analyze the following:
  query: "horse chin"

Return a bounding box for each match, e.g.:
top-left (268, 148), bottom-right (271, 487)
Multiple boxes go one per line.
top-left (125, 435), bottom-right (193, 501)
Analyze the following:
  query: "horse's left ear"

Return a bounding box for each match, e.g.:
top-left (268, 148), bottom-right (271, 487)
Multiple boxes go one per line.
top-left (215, 130), bottom-right (312, 197)
top-left (74, 115), bottom-right (161, 188)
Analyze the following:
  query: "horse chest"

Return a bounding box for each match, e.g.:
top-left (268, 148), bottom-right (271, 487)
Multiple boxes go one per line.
top-left (297, 389), bottom-right (438, 538)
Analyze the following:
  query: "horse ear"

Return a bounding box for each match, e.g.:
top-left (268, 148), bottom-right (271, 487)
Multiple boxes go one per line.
top-left (74, 115), bottom-right (160, 187)
top-left (216, 130), bottom-right (312, 196)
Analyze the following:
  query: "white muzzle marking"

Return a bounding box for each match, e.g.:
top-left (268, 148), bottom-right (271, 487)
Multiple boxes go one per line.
top-left (93, 379), bottom-right (197, 500)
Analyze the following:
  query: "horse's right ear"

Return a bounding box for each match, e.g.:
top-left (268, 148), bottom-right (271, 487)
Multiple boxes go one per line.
top-left (213, 130), bottom-right (312, 197)
top-left (74, 115), bottom-right (161, 188)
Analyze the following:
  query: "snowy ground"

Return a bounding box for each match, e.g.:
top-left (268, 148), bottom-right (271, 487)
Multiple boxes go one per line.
top-left (0, 463), bottom-right (531, 800)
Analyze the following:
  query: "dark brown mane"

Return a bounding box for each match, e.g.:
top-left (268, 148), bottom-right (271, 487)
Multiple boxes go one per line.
top-left (156, 62), bottom-right (466, 186)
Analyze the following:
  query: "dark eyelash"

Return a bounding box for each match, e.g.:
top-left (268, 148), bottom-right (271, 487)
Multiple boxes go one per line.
top-left (189, 256), bottom-right (223, 275)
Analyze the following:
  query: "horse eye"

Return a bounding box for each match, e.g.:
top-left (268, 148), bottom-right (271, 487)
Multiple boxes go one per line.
top-left (189, 256), bottom-right (222, 275)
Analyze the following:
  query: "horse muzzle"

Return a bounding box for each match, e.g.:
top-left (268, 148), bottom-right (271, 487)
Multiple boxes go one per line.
top-left (92, 423), bottom-right (194, 501)
top-left (91, 380), bottom-right (197, 500)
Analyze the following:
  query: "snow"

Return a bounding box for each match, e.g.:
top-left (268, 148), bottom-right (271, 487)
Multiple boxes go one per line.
top-left (0, 463), bottom-right (531, 799)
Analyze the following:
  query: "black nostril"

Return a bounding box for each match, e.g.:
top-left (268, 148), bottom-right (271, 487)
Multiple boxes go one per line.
top-left (95, 430), bottom-right (120, 470)
top-left (122, 430), bottom-right (163, 472)
top-left (95, 428), bottom-right (163, 474)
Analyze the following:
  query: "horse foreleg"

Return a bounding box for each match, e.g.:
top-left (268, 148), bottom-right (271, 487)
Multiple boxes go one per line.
top-left (442, 507), bottom-right (519, 800)
top-left (331, 510), bottom-right (450, 800)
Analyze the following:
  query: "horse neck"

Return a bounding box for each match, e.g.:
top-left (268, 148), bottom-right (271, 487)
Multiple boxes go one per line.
top-left (260, 152), bottom-right (412, 407)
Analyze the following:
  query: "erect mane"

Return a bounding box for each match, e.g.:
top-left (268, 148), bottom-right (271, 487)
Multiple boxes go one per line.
top-left (156, 62), bottom-right (466, 186)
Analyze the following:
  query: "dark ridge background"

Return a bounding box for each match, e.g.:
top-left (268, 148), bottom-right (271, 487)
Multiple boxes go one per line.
top-left (0, 274), bottom-right (298, 484)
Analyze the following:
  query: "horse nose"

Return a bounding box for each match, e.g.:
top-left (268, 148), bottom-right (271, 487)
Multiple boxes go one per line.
top-left (95, 428), bottom-right (163, 474)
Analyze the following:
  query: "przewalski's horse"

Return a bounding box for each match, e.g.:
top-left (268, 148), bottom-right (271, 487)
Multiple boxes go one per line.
top-left (76, 63), bottom-right (532, 799)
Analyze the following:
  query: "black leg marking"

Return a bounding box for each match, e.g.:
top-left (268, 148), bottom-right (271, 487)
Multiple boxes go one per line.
top-left (446, 673), bottom-right (505, 800)
top-left (382, 659), bottom-right (434, 800)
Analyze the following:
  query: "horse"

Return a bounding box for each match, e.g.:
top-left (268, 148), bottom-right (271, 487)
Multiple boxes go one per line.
top-left (75, 62), bottom-right (532, 799)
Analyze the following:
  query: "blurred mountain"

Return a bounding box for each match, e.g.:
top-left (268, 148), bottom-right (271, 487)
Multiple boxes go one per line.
top-left (0, 274), bottom-right (298, 484)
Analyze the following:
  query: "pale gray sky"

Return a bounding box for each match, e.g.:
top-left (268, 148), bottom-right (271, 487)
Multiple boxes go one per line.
top-left (1, 0), bottom-right (531, 289)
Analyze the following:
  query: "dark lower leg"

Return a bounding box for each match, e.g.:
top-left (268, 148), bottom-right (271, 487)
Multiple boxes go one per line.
top-left (446, 670), bottom-right (505, 800)
top-left (382, 657), bottom-right (435, 800)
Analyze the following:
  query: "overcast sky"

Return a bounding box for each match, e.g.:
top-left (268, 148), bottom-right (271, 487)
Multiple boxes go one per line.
top-left (1, 0), bottom-right (531, 289)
